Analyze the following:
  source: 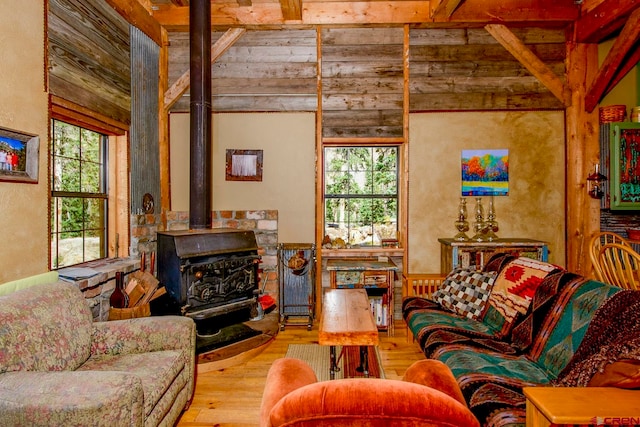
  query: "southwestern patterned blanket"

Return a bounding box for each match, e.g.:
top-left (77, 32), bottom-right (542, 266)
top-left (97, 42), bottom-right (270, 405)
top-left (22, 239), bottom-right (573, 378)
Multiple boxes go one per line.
top-left (403, 254), bottom-right (635, 427)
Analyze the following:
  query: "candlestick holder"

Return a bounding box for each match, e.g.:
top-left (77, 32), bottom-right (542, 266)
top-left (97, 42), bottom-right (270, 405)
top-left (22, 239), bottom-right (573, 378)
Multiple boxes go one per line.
top-left (453, 197), bottom-right (470, 241)
top-left (485, 195), bottom-right (499, 241)
top-left (471, 197), bottom-right (487, 242)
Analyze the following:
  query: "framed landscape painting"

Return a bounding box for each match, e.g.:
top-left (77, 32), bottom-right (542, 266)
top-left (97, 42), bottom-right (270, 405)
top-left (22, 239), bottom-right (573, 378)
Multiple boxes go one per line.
top-left (461, 149), bottom-right (509, 196)
top-left (0, 127), bottom-right (39, 184)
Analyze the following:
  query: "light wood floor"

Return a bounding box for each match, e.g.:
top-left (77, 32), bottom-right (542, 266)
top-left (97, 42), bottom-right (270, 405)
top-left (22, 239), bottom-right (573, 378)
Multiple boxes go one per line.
top-left (176, 320), bottom-right (425, 426)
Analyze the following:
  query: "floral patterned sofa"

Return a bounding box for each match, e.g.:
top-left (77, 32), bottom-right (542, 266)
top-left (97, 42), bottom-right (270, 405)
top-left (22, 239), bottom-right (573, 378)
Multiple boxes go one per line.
top-left (403, 254), bottom-right (640, 427)
top-left (0, 280), bottom-right (196, 426)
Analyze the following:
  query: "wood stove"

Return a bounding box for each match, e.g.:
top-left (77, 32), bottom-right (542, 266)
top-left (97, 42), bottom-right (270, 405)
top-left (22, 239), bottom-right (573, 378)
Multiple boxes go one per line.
top-left (157, 229), bottom-right (260, 323)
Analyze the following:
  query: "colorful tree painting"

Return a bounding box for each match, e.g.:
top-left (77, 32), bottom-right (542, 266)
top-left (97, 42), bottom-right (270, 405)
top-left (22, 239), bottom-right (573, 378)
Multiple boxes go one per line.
top-left (461, 149), bottom-right (509, 196)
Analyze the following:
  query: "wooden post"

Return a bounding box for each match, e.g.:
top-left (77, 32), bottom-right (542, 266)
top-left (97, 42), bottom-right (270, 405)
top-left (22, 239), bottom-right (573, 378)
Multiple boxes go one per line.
top-left (565, 41), bottom-right (600, 275)
top-left (158, 28), bottom-right (171, 224)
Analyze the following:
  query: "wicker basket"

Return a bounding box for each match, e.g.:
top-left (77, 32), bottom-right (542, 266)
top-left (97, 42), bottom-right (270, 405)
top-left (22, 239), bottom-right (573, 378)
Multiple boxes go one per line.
top-left (599, 105), bottom-right (627, 123)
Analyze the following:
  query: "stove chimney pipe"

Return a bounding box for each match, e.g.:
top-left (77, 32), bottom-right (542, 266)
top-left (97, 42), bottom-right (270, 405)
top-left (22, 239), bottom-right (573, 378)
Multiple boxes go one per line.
top-left (189, 0), bottom-right (212, 229)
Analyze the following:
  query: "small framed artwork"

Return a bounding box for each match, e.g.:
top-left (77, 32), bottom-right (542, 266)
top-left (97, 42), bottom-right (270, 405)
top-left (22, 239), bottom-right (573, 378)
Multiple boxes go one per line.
top-left (461, 149), bottom-right (509, 196)
top-left (0, 126), bottom-right (39, 184)
top-left (225, 149), bottom-right (263, 181)
top-left (610, 123), bottom-right (640, 210)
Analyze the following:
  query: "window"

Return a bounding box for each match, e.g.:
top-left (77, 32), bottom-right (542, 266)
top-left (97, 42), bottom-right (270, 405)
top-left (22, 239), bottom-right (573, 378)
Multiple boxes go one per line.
top-left (50, 120), bottom-right (108, 268)
top-left (324, 146), bottom-right (398, 247)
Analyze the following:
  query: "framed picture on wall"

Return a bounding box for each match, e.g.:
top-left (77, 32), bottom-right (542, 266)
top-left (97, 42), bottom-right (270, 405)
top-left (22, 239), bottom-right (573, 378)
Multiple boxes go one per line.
top-left (610, 122), bottom-right (640, 210)
top-left (225, 149), bottom-right (263, 181)
top-left (0, 126), bottom-right (39, 184)
top-left (461, 149), bottom-right (509, 196)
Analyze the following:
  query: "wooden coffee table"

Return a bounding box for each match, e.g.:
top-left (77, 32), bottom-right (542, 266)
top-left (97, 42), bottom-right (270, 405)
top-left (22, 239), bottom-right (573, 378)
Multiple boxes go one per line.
top-left (318, 288), bottom-right (379, 379)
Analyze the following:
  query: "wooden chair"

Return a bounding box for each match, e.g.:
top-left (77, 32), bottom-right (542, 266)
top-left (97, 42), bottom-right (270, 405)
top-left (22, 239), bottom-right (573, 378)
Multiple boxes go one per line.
top-left (589, 231), bottom-right (631, 282)
top-left (598, 242), bottom-right (640, 290)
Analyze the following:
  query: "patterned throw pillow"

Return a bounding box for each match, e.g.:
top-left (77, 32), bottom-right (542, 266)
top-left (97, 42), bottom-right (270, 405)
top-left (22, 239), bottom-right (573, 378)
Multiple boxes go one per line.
top-left (433, 268), bottom-right (497, 320)
top-left (482, 257), bottom-right (557, 337)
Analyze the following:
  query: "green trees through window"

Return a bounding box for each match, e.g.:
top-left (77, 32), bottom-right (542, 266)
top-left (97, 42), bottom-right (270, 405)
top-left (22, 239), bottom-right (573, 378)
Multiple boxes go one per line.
top-left (324, 146), bottom-right (398, 247)
top-left (50, 120), bottom-right (107, 269)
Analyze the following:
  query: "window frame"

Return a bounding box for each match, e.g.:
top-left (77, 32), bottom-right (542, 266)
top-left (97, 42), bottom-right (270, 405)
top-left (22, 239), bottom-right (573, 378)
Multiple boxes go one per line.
top-left (49, 96), bottom-right (130, 269)
top-left (50, 119), bottom-right (109, 269)
top-left (319, 145), bottom-right (404, 251)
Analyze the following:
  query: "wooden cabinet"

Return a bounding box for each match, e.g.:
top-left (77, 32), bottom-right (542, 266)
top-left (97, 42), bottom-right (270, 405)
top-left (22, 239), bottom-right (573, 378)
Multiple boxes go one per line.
top-left (438, 238), bottom-right (548, 275)
top-left (326, 258), bottom-right (396, 335)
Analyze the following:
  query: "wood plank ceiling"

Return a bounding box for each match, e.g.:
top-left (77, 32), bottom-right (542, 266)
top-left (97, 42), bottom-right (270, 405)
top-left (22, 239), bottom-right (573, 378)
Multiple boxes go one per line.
top-left (146, 0), bottom-right (640, 118)
top-left (49, 0), bottom-right (640, 129)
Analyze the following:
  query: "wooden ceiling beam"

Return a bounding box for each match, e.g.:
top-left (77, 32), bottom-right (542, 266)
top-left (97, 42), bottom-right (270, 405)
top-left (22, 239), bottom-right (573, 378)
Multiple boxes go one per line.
top-left (434, 0), bottom-right (578, 24)
top-left (431, 0), bottom-right (465, 19)
top-left (604, 40), bottom-right (640, 95)
top-left (574, 0), bottom-right (640, 43)
top-left (585, 7), bottom-right (640, 112)
top-left (104, 0), bottom-right (163, 45)
top-left (164, 27), bottom-right (246, 110)
top-left (280, 0), bottom-right (302, 21)
top-left (151, 0), bottom-right (578, 29)
top-left (485, 24), bottom-right (570, 107)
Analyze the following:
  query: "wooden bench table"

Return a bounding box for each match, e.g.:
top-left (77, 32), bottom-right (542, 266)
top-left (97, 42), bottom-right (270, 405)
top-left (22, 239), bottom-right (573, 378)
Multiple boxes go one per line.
top-left (318, 288), bottom-right (379, 379)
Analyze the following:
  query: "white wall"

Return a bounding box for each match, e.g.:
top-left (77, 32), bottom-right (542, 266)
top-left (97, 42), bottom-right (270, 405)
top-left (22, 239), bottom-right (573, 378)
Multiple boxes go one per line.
top-left (0, 0), bottom-right (49, 282)
top-left (170, 112), bottom-right (316, 243)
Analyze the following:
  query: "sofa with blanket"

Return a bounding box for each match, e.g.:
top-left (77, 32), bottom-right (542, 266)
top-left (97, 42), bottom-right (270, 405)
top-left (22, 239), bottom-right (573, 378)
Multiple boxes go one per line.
top-left (403, 253), bottom-right (640, 427)
top-left (0, 280), bottom-right (196, 426)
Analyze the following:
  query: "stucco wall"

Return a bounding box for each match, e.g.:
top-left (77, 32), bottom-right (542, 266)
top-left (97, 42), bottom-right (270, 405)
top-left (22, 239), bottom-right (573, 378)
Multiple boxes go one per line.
top-left (408, 111), bottom-right (566, 274)
top-left (170, 112), bottom-right (316, 243)
top-left (0, 0), bottom-right (49, 283)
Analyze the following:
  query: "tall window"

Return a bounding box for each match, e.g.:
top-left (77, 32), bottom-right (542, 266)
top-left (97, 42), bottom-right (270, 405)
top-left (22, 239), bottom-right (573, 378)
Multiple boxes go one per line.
top-left (50, 120), bottom-right (108, 269)
top-left (324, 146), bottom-right (398, 247)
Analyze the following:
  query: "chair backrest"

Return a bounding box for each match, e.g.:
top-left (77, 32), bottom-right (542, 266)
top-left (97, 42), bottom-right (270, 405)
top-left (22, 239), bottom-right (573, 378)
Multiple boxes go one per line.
top-left (598, 242), bottom-right (640, 290)
top-left (589, 232), bottom-right (630, 282)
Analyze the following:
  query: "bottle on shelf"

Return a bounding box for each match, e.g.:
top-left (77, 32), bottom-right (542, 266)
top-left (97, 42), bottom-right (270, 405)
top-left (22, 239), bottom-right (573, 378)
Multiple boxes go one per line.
top-left (110, 271), bottom-right (129, 309)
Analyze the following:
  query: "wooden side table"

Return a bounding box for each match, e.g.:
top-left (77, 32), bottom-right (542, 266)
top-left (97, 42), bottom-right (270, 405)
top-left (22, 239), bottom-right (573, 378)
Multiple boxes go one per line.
top-left (319, 289), bottom-right (379, 379)
top-left (523, 387), bottom-right (640, 427)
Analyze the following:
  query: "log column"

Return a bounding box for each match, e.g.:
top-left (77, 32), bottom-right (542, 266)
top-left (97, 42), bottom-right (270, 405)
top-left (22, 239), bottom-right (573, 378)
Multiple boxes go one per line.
top-left (565, 41), bottom-right (600, 275)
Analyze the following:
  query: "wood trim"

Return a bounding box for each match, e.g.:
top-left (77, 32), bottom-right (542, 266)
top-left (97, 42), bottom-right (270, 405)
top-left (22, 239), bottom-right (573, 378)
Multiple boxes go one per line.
top-left (584, 7), bottom-right (640, 112)
top-left (431, 0), bottom-right (464, 19)
top-left (108, 134), bottom-right (131, 258)
top-left (322, 137), bottom-right (404, 145)
top-left (401, 24), bottom-right (410, 273)
top-left (159, 28), bottom-right (171, 217)
top-left (575, 0), bottom-right (640, 43)
top-left (315, 26), bottom-right (324, 319)
top-left (605, 46), bottom-right (640, 95)
top-left (152, 1), bottom-right (578, 28)
top-left (104, 0), bottom-right (163, 46)
top-left (280, 0), bottom-right (302, 21)
top-left (485, 24), bottom-right (570, 107)
top-left (50, 95), bottom-right (128, 135)
top-left (164, 28), bottom-right (246, 110)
